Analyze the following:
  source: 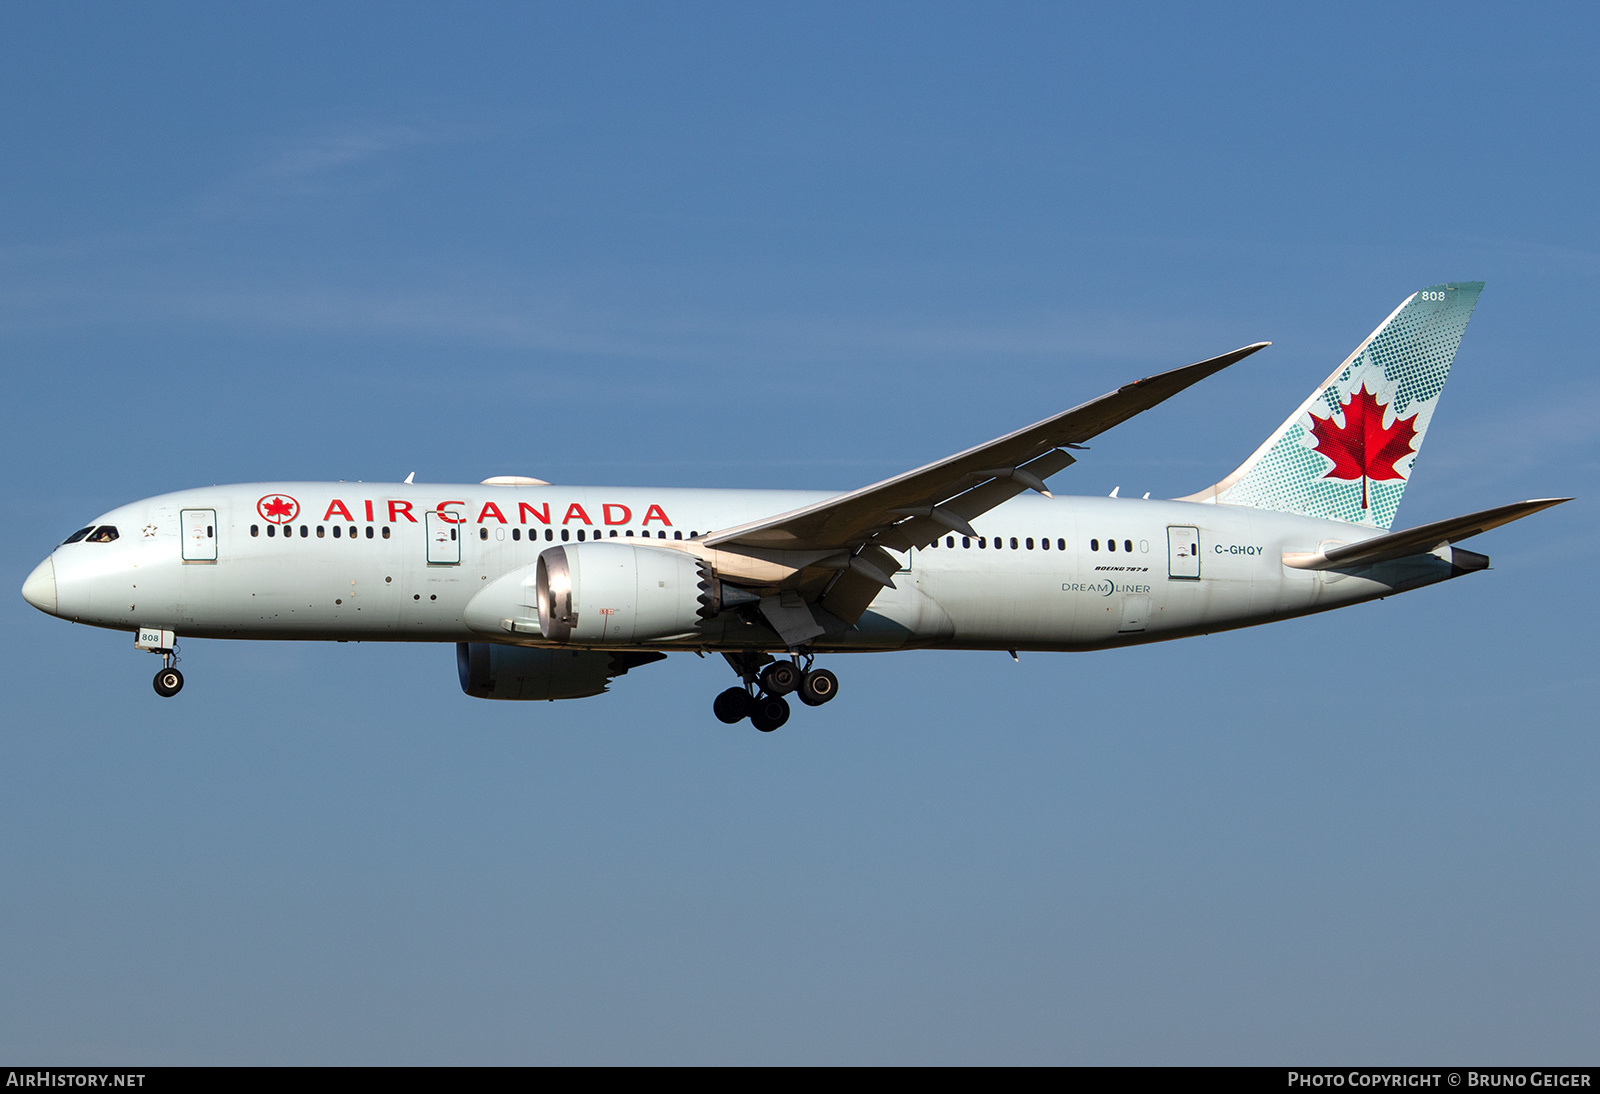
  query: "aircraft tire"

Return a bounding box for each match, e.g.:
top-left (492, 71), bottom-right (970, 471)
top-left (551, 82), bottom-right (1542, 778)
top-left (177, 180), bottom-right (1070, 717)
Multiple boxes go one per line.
top-left (153, 668), bottom-right (184, 698)
top-left (750, 695), bottom-right (790, 733)
top-left (713, 687), bottom-right (751, 724)
top-left (758, 661), bottom-right (800, 696)
top-left (797, 668), bottom-right (838, 707)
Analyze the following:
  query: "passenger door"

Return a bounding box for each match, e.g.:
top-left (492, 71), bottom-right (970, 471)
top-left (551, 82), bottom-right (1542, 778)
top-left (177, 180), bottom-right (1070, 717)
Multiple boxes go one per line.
top-left (180, 509), bottom-right (217, 562)
top-left (426, 511), bottom-right (461, 565)
top-left (1167, 525), bottom-right (1200, 579)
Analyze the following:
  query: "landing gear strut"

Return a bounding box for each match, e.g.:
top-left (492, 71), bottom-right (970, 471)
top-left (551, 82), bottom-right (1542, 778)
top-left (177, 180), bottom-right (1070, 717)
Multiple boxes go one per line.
top-left (713, 651), bottom-right (836, 731)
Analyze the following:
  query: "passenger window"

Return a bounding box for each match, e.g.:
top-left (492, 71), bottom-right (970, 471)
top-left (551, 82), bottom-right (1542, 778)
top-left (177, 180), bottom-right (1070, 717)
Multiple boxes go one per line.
top-left (1026, 538), bottom-right (1034, 550)
top-left (561, 529), bottom-right (570, 541)
top-left (512, 528), bottom-right (521, 541)
top-left (1124, 539), bottom-right (1132, 552)
top-left (1090, 539), bottom-right (1098, 551)
top-left (365, 526), bottom-right (374, 539)
top-left (658, 531), bottom-right (666, 539)
top-left (1010, 537), bottom-right (1019, 549)
top-left (609, 529), bottom-right (617, 537)
top-left (332, 525), bottom-right (340, 538)
top-left (1040, 537), bottom-right (1049, 550)
top-left (978, 538), bottom-right (986, 548)
top-left (300, 525), bottom-right (309, 538)
top-left (349, 526), bottom-right (356, 539)
top-left (625, 530), bottom-right (633, 537)
top-left (962, 537), bottom-right (971, 548)
top-left (577, 529), bottom-right (586, 541)
top-left (674, 531), bottom-right (683, 540)
top-left (267, 525), bottom-right (276, 538)
top-left (250, 525), bottom-right (259, 538)
top-left (382, 526), bottom-right (390, 539)
top-left (1108, 539), bottom-right (1116, 552)
top-left (479, 528), bottom-right (488, 541)
top-left (946, 536), bottom-right (955, 548)
top-left (316, 525), bottom-right (325, 538)
top-left (61, 527), bottom-right (95, 545)
top-left (545, 529), bottom-right (553, 541)
top-left (1057, 538), bottom-right (1065, 551)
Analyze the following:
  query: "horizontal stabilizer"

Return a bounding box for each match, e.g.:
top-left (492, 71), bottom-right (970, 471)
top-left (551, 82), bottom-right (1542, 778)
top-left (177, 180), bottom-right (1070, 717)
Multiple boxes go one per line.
top-left (1282, 498), bottom-right (1570, 570)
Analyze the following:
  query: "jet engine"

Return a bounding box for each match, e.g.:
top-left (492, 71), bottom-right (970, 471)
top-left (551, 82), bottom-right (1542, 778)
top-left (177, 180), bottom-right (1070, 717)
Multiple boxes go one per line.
top-left (535, 542), bottom-right (723, 643)
top-left (456, 642), bottom-right (666, 701)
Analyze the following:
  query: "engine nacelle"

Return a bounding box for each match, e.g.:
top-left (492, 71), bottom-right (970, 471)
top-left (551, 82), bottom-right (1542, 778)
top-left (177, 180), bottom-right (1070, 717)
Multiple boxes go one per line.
top-left (456, 642), bottom-right (665, 700)
top-left (536, 542), bottom-right (712, 644)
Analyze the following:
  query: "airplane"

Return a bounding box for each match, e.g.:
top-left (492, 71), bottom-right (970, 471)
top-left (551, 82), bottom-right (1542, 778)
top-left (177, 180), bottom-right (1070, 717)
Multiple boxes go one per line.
top-left (20, 282), bottom-right (1569, 731)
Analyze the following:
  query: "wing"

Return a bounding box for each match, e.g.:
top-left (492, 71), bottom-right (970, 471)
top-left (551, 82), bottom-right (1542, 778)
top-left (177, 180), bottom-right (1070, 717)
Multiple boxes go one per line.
top-left (703, 341), bottom-right (1270, 633)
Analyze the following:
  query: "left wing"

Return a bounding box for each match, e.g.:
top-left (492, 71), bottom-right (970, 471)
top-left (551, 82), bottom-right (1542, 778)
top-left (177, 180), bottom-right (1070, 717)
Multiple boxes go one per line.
top-left (703, 341), bottom-right (1269, 630)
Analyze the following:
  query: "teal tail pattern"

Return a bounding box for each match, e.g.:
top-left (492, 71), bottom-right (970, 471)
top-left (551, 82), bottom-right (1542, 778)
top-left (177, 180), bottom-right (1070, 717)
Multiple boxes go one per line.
top-left (1181, 282), bottom-right (1483, 530)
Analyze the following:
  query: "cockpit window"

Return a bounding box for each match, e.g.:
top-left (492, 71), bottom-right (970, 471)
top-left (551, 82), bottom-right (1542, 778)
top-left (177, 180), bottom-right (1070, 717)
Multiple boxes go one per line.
top-left (61, 527), bottom-right (95, 545)
top-left (85, 526), bottom-right (119, 543)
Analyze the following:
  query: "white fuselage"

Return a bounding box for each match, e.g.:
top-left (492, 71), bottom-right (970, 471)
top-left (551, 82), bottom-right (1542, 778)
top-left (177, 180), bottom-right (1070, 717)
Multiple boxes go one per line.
top-left (26, 481), bottom-right (1459, 654)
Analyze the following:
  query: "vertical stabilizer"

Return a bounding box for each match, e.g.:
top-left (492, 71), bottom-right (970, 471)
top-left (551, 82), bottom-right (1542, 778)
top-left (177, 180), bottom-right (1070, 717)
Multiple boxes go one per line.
top-left (1180, 282), bottom-right (1483, 529)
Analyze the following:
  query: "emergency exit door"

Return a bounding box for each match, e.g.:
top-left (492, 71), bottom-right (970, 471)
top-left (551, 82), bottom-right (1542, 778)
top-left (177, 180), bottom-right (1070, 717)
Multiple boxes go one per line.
top-left (180, 509), bottom-right (217, 562)
top-left (1168, 525), bottom-right (1200, 579)
top-left (426, 511), bottom-right (461, 565)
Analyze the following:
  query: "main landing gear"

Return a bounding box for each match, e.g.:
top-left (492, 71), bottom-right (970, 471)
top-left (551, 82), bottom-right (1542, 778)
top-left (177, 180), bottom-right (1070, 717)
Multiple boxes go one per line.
top-left (714, 651), bottom-right (838, 732)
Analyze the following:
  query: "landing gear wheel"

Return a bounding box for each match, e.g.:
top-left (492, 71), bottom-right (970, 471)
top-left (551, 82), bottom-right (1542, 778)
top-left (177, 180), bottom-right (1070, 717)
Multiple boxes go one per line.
top-left (798, 668), bottom-right (838, 707)
top-left (749, 695), bottom-right (790, 733)
top-left (713, 687), bottom-right (752, 724)
top-left (759, 661), bottom-right (801, 697)
top-left (153, 667), bottom-right (184, 698)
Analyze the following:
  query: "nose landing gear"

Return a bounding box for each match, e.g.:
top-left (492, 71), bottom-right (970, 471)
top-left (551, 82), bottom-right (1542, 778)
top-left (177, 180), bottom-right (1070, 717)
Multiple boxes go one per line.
top-left (153, 664), bottom-right (184, 697)
top-left (715, 652), bottom-right (835, 731)
top-left (151, 649), bottom-right (183, 697)
top-left (137, 629), bottom-right (185, 697)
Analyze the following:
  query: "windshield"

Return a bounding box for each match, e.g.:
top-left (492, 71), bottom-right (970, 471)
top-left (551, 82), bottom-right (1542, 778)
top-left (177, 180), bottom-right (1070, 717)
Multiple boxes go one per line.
top-left (84, 526), bottom-right (119, 543)
top-left (61, 527), bottom-right (94, 545)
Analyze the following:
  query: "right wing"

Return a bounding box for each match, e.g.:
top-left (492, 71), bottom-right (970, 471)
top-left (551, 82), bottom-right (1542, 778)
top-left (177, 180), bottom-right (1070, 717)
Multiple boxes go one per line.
top-left (707, 342), bottom-right (1271, 556)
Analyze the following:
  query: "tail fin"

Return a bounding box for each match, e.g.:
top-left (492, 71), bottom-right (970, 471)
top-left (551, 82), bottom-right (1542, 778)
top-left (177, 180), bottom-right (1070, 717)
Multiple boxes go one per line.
top-left (1180, 282), bottom-right (1484, 529)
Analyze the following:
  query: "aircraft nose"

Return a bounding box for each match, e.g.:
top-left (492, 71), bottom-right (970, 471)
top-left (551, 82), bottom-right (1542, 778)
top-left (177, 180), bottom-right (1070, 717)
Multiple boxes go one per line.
top-left (22, 557), bottom-right (57, 615)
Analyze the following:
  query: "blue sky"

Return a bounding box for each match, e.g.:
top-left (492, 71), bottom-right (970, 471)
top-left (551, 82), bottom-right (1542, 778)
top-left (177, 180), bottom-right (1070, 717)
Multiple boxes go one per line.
top-left (2, 3), bottom-right (1596, 1063)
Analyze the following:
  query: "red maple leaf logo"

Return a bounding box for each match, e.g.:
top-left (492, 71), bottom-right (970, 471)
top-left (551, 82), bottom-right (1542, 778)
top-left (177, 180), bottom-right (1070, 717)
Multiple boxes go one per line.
top-left (1307, 385), bottom-right (1419, 509)
top-left (258, 494), bottom-right (299, 523)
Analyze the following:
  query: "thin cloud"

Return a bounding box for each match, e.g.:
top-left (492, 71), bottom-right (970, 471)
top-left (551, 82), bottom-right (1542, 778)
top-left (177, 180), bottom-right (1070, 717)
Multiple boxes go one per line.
top-left (195, 119), bottom-right (488, 217)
